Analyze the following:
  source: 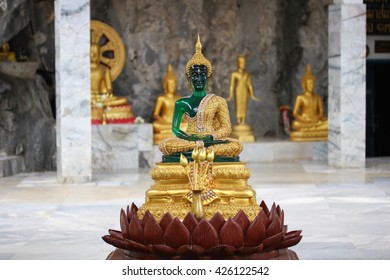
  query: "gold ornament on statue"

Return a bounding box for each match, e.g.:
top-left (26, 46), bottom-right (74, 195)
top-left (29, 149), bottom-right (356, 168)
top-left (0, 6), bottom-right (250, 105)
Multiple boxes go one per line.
top-left (227, 54), bottom-right (259, 142)
top-left (290, 65), bottom-right (328, 141)
top-left (90, 20), bottom-right (133, 124)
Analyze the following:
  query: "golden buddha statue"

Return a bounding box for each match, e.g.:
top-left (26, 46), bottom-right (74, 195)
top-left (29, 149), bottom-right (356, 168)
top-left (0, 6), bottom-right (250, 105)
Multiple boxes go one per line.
top-left (0, 43), bottom-right (17, 62)
top-left (90, 24), bottom-right (133, 124)
top-left (290, 65), bottom-right (328, 141)
top-left (138, 36), bottom-right (260, 222)
top-left (227, 55), bottom-right (259, 142)
top-left (153, 64), bottom-right (185, 144)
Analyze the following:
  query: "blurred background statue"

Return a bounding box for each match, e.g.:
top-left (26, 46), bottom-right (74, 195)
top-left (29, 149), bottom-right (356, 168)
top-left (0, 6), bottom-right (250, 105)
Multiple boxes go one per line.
top-left (90, 20), bottom-right (134, 124)
top-left (227, 54), bottom-right (259, 142)
top-left (0, 43), bottom-right (16, 62)
top-left (153, 64), bottom-right (185, 144)
top-left (290, 64), bottom-right (328, 141)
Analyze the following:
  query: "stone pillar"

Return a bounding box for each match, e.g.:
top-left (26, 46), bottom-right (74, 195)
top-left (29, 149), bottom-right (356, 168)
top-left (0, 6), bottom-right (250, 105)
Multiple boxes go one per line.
top-left (55, 0), bottom-right (91, 183)
top-left (328, 0), bottom-right (366, 167)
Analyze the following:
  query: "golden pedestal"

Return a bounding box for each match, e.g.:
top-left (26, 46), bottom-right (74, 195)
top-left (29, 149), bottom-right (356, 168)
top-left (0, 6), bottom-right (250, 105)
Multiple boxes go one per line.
top-left (289, 130), bottom-right (328, 142)
top-left (138, 161), bottom-right (261, 222)
top-left (231, 123), bottom-right (256, 142)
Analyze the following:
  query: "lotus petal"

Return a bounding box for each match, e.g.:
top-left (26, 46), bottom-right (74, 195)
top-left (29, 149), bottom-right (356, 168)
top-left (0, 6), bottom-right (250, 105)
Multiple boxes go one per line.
top-left (244, 214), bottom-right (266, 246)
top-left (262, 232), bottom-right (284, 250)
top-left (127, 203), bottom-right (138, 223)
top-left (120, 209), bottom-right (131, 239)
top-left (192, 220), bottom-right (219, 250)
top-left (141, 210), bottom-right (154, 227)
top-left (124, 239), bottom-right (148, 253)
top-left (204, 244), bottom-right (235, 257)
top-left (275, 235), bottom-right (303, 249)
top-left (150, 244), bottom-right (176, 256)
top-left (144, 215), bottom-right (164, 245)
top-left (177, 245), bottom-right (205, 256)
top-left (164, 217), bottom-right (190, 249)
top-left (159, 212), bottom-right (174, 231)
top-left (276, 204), bottom-right (282, 216)
top-left (219, 218), bottom-right (244, 248)
top-left (129, 214), bottom-right (145, 244)
top-left (260, 200), bottom-right (270, 216)
top-left (280, 210), bottom-right (285, 229)
top-left (182, 212), bottom-right (199, 234)
top-left (269, 203), bottom-right (277, 221)
top-left (209, 211), bottom-right (225, 232)
top-left (102, 235), bottom-right (127, 250)
top-left (236, 245), bottom-right (262, 255)
top-left (259, 209), bottom-right (269, 227)
top-left (108, 229), bottom-right (124, 240)
top-left (285, 230), bottom-right (302, 238)
top-left (130, 203), bottom-right (138, 212)
top-left (234, 210), bottom-right (251, 233)
top-left (266, 215), bottom-right (282, 238)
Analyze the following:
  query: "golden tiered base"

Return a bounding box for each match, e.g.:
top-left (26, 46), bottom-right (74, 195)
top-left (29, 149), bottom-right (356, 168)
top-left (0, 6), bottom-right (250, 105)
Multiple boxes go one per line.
top-left (289, 130), bottom-right (328, 142)
top-left (138, 161), bottom-right (261, 221)
top-left (231, 123), bottom-right (255, 142)
top-left (92, 105), bottom-right (134, 125)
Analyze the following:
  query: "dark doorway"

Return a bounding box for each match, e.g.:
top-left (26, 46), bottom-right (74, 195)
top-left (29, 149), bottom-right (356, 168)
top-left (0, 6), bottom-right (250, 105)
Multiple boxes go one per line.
top-left (366, 61), bottom-right (390, 157)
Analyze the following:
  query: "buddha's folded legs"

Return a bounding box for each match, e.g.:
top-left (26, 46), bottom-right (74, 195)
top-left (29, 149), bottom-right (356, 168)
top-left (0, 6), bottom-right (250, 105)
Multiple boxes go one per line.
top-left (159, 137), bottom-right (243, 157)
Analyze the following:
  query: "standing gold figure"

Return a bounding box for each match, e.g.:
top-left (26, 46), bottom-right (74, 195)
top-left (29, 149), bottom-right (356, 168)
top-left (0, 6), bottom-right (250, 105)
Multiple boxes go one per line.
top-left (153, 65), bottom-right (184, 144)
top-left (290, 65), bottom-right (328, 141)
top-left (227, 55), bottom-right (259, 142)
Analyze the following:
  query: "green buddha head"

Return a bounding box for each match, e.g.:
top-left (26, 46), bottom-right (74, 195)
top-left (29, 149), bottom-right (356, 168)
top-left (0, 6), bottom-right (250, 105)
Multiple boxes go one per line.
top-left (190, 64), bottom-right (208, 91)
top-left (186, 35), bottom-right (212, 87)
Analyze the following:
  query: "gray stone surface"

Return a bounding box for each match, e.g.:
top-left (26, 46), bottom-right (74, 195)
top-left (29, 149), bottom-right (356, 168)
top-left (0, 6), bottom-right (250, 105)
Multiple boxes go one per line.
top-left (90, 0), bottom-right (331, 139)
top-left (0, 74), bottom-right (56, 171)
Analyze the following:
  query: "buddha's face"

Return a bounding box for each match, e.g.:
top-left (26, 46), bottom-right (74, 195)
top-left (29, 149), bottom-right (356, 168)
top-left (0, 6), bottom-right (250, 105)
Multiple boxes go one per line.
top-left (305, 79), bottom-right (314, 92)
top-left (190, 65), bottom-right (208, 91)
top-left (237, 56), bottom-right (246, 69)
top-left (90, 44), bottom-right (99, 63)
top-left (165, 79), bottom-right (176, 94)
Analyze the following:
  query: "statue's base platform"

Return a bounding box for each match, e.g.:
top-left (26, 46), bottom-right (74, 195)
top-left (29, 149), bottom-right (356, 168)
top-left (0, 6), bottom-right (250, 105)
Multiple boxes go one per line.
top-left (153, 140), bottom-right (328, 163)
top-left (0, 155), bottom-right (23, 178)
top-left (139, 161), bottom-right (260, 221)
top-left (106, 248), bottom-right (299, 260)
top-left (92, 124), bottom-right (153, 170)
top-left (231, 123), bottom-right (256, 143)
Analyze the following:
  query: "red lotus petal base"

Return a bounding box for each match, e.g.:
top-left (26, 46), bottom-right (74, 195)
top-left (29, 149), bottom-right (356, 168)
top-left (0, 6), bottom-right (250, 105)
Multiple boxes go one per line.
top-left (102, 201), bottom-right (302, 260)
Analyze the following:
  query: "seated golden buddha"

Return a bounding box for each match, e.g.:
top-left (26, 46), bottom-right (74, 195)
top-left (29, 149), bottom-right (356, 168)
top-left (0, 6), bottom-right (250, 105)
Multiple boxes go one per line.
top-left (0, 43), bottom-right (16, 62)
top-left (290, 65), bottom-right (328, 141)
top-left (138, 36), bottom-right (260, 222)
top-left (90, 31), bottom-right (133, 125)
top-left (153, 64), bottom-right (186, 144)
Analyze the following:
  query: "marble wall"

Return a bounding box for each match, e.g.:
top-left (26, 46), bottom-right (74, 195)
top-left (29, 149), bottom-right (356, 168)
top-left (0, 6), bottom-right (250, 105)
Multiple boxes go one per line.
top-left (92, 124), bottom-right (153, 170)
top-left (55, 0), bottom-right (92, 183)
top-left (328, 3), bottom-right (366, 167)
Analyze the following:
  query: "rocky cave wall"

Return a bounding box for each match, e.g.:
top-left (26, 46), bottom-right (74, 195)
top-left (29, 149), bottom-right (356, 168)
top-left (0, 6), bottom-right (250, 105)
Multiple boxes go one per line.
top-left (0, 0), bottom-right (55, 171)
top-left (0, 0), bottom-right (332, 171)
top-left (91, 0), bottom-right (332, 138)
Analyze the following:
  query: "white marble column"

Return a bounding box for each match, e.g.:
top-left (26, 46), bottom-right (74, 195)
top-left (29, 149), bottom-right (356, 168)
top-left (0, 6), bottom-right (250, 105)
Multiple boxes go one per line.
top-left (328, 0), bottom-right (366, 168)
top-left (55, 0), bottom-right (91, 183)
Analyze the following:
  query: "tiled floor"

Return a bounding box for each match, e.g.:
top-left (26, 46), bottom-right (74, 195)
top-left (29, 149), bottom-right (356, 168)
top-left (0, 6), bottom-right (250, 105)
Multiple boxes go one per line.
top-left (0, 159), bottom-right (390, 260)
